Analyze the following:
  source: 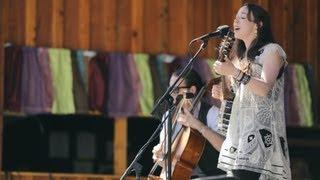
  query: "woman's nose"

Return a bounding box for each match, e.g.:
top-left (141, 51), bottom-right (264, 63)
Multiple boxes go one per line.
top-left (233, 19), bottom-right (238, 25)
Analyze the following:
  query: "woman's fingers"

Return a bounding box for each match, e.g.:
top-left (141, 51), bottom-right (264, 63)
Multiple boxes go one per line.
top-left (213, 59), bottom-right (235, 76)
top-left (212, 85), bottom-right (221, 99)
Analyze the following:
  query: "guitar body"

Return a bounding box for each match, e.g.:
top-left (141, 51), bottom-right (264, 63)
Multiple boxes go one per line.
top-left (148, 127), bottom-right (206, 180)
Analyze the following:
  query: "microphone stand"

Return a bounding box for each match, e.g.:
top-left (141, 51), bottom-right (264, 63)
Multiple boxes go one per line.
top-left (164, 41), bottom-right (208, 180)
top-left (120, 40), bottom-right (208, 180)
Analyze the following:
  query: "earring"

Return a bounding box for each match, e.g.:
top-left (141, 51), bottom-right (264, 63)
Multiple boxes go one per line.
top-left (254, 25), bottom-right (258, 38)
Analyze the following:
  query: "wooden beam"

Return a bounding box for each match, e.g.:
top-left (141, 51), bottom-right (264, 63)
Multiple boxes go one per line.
top-left (114, 118), bottom-right (128, 175)
top-left (0, 0), bottom-right (5, 171)
top-left (0, 172), bottom-right (142, 180)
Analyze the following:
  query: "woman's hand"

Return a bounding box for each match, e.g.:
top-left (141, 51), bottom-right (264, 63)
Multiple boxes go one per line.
top-left (213, 57), bottom-right (237, 76)
top-left (211, 83), bottom-right (222, 99)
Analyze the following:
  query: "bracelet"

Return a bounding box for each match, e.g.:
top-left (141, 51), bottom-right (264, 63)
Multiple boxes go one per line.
top-left (236, 71), bottom-right (245, 82)
top-left (241, 73), bottom-right (251, 85)
top-left (233, 69), bottom-right (241, 79)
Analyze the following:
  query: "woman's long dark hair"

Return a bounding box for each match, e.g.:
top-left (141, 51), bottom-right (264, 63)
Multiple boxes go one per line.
top-left (233, 3), bottom-right (274, 61)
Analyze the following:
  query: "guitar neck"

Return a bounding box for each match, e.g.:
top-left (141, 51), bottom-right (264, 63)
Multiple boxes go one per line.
top-left (220, 76), bottom-right (234, 100)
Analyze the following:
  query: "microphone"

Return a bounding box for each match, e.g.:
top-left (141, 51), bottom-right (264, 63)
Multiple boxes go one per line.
top-left (190, 25), bottom-right (230, 43)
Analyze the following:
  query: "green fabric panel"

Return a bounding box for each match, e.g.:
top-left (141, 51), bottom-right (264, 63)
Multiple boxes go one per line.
top-left (295, 64), bottom-right (313, 127)
top-left (206, 58), bottom-right (218, 78)
top-left (134, 53), bottom-right (154, 116)
top-left (48, 48), bottom-right (75, 114)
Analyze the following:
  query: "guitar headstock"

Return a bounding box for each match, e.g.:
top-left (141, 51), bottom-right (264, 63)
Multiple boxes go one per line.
top-left (217, 31), bottom-right (235, 62)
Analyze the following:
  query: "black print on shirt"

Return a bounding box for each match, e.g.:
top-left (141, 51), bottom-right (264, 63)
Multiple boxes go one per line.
top-left (229, 146), bottom-right (237, 153)
top-left (248, 134), bottom-right (255, 143)
top-left (259, 129), bottom-right (273, 148)
top-left (279, 136), bottom-right (287, 158)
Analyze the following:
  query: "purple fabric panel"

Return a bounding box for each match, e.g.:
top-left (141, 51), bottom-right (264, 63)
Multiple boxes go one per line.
top-left (37, 47), bottom-right (54, 112)
top-left (4, 46), bottom-right (23, 112)
top-left (284, 65), bottom-right (300, 126)
top-left (21, 47), bottom-right (52, 114)
top-left (107, 53), bottom-right (140, 117)
top-left (88, 53), bottom-right (108, 113)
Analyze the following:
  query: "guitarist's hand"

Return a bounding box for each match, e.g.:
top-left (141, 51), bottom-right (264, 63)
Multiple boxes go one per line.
top-left (177, 108), bottom-right (203, 132)
top-left (152, 144), bottom-right (165, 167)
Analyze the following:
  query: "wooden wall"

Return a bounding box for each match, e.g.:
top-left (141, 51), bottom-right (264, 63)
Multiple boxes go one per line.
top-left (1, 0), bottom-right (319, 62)
top-left (1, 0), bottom-right (319, 76)
top-left (0, 0), bottom-right (320, 177)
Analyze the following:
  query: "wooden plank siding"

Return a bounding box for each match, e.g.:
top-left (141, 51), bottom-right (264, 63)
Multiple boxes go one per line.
top-left (143, 0), bottom-right (168, 54)
top-left (64, 0), bottom-right (90, 50)
top-left (4, 0), bottom-right (317, 62)
top-left (90, 0), bottom-right (117, 51)
top-left (36, 0), bottom-right (64, 47)
top-left (1, 0), bottom-right (320, 177)
top-left (167, 0), bottom-right (189, 55)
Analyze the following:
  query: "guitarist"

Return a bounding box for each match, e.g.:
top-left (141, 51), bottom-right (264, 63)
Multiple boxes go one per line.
top-left (152, 68), bottom-right (225, 178)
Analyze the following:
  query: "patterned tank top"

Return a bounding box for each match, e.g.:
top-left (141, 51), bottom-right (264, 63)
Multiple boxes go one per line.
top-left (217, 43), bottom-right (291, 180)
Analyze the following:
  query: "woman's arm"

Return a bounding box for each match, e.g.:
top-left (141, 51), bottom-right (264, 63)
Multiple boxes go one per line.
top-left (214, 51), bottom-right (284, 97)
top-left (243, 52), bottom-right (283, 97)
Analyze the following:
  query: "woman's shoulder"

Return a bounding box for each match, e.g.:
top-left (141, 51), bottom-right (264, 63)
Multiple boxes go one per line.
top-left (260, 43), bottom-right (287, 60)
